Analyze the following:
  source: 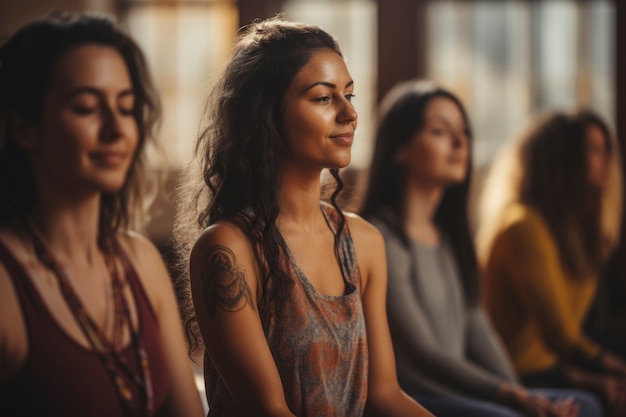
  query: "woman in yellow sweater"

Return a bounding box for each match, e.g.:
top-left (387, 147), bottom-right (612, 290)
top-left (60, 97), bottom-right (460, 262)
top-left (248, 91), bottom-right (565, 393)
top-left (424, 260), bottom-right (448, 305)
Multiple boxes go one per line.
top-left (477, 110), bottom-right (626, 417)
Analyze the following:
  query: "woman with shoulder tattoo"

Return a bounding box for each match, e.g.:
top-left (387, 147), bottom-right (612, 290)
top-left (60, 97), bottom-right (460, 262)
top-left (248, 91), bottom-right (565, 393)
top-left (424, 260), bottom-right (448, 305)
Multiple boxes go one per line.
top-left (174, 16), bottom-right (433, 417)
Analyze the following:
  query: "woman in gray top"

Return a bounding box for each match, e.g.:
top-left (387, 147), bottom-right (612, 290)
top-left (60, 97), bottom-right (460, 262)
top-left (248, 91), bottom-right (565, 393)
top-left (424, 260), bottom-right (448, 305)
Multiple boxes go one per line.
top-left (359, 80), bottom-right (603, 417)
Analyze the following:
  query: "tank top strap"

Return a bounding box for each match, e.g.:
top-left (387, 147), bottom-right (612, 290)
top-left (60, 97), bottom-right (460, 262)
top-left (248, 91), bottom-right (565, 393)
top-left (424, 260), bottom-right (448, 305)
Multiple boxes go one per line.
top-left (110, 238), bottom-right (137, 278)
top-left (0, 237), bottom-right (153, 322)
top-left (319, 202), bottom-right (362, 291)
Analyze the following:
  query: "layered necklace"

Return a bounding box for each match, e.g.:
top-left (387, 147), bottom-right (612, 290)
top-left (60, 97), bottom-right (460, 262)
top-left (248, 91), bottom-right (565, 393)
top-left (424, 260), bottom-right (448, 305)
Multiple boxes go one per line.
top-left (26, 222), bottom-right (154, 416)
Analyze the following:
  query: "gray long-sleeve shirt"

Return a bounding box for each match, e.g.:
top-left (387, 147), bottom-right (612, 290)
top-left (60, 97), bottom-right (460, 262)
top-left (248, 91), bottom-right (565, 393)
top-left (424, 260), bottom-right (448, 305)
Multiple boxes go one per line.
top-left (369, 215), bottom-right (518, 400)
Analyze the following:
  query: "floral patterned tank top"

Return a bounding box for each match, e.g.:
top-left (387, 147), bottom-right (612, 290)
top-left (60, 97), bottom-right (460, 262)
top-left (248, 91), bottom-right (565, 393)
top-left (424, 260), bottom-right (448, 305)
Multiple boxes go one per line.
top-left (205, 202), bottom-right (368, 416)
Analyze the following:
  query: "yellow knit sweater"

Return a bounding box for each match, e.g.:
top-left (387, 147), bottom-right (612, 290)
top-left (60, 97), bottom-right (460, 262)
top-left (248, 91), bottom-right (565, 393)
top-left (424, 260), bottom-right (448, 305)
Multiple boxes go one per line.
top-left (483, 203), bottom-right (601, 375)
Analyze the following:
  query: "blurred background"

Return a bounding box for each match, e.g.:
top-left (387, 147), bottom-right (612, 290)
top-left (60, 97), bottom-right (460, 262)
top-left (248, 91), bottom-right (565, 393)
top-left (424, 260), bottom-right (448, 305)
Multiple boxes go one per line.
top-left (1, 0), bottom-right (624, 272)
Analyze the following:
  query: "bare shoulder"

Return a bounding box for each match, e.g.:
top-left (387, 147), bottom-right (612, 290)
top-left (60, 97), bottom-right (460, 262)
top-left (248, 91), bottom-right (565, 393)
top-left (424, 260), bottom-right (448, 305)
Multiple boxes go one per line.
top-left (343, 212), bottom-right (386, 292)
top-left (0, 254), bottom-right (26, 382)
top-left (114, 231), bottom-right (172, 316)
top-left (190, 221), bottom-right (259, 280)
top-left (189, 221), bottom-right (261, 313)
top-left (344, 211), bottom-right (385, 248)
top-left (116, 230), bottom-right (163, 264)
top-left (0, 228), bottom-right (32, 319)
top-left (190, 221), bottom-right (255, 263)
top-left (115, 230), bottom-right (168, 285)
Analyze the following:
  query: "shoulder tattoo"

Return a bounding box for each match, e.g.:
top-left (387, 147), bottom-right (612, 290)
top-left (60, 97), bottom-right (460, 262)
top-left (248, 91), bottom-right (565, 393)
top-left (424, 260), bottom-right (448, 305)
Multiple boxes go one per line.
top-left (202, 245), bottom-right (255, 315)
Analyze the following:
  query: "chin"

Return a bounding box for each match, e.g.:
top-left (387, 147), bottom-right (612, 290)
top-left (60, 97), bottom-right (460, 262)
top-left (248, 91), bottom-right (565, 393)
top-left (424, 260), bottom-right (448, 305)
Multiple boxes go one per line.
top-left (97, 176), bottom-right (129, 193)
top-left (332, 160), bottom-right (351, 170)
top-left (319, 156), bottom-right (351, 170)
top-left (334, 153), bottom-right (352, 169)
top-left (443, 175), bottom-right (466, 186)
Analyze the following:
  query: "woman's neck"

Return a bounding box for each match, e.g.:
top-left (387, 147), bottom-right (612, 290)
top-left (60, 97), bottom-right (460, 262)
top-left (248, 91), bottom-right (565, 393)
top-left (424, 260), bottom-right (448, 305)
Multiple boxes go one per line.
top-left (403, 178), bottom-right (444, 246)
top-left (276, 165), bottom-right (326, 235)
top-left (28, 194), bottom-right (102, 266)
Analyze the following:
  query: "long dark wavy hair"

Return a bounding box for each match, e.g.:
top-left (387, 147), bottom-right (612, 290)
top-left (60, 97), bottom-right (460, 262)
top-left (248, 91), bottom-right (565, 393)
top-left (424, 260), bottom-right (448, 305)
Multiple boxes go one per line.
top-left (174, 17), bottom-right (347, 354)
top-left (513, 111), bottom-right (616, 278)
top-left (0, 12), bottom-right (161, 236)
top-left (360, 80), bottom-right (479, 305)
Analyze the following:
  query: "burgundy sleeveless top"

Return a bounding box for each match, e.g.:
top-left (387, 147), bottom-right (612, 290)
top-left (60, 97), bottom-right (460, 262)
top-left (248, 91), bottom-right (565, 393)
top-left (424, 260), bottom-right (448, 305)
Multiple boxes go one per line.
top-left (0, 240), bottom-right (171, 417)
top-left (205, 203), bottom-right (369, 416)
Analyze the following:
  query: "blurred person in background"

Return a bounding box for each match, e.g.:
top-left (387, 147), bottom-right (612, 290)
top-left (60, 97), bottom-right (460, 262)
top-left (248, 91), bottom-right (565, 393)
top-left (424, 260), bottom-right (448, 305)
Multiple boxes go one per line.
top-left (360, 80), bottom-right (604, 417)
top-left (584, 242), bottom-right (626, 362)
top-left (477, 109), bottom-right (626, 417)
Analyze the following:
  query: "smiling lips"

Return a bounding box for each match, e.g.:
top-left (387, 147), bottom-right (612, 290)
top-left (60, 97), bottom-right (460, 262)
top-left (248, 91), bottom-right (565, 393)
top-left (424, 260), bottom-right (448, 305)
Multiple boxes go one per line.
top-left (90, 151), bottom-right (128, 166)
top-left (329, 132), bottom-right (354, 146)
top-left (448, 155), bottom-right (464, 164)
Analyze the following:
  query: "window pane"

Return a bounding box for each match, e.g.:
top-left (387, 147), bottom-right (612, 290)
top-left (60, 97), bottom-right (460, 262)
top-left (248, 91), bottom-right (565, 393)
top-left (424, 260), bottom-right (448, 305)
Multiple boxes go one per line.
top-left (123, 1), bottom-right (238, 169)
top-left (426, 0), bottom-right (614, 166)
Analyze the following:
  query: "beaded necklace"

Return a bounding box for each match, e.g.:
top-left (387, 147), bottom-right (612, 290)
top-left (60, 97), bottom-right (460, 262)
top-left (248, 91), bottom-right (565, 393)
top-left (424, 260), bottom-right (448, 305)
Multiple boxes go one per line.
top-left (26, 223), bottom-right (154, 416)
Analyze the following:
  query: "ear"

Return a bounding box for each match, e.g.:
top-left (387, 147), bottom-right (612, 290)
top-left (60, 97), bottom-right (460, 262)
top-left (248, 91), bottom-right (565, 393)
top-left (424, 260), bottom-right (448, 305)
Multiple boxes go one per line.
top-left (10, 113), bottom-right (39, 151)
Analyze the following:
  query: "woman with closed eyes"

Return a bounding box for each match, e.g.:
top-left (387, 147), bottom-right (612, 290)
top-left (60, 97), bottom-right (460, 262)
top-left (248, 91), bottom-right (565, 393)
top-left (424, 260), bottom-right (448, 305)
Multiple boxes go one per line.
top-left (0, 12), bottom-right (203, 417)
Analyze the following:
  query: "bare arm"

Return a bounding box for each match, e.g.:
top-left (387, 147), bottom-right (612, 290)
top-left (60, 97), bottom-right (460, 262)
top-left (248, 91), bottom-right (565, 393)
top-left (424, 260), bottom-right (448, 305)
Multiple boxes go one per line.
top-left (189, 223), bottom-right (296, 417)
top-left (347, 214), bottom-right (434, 417)
top-left (122, 232), bottom-right (204, 417)
top-left (597, 351), bottom-right (626, 377)
top-left (0, 231), bottom-right (29, 383)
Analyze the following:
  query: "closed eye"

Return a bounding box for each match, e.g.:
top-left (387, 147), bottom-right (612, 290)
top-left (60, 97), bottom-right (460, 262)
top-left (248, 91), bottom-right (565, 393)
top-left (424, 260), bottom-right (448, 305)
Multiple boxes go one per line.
top-left (119, 107), bottom-right (135, 116)
top-left (72, 105), bottom-right (97, 115)
top-left (314, 96), bottom-right (332, 103)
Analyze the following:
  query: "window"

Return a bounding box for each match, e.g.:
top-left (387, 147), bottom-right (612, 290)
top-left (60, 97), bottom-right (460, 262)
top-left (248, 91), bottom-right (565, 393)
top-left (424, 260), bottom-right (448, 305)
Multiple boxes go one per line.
top-left (426, 0), bottom-right (614, 166)
top-left (121, 0), bottom-right (238, 169)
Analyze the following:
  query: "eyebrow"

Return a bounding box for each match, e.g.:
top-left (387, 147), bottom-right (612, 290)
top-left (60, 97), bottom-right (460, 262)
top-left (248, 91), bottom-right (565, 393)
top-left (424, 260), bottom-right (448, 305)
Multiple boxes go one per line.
top-left (64, 86), bottom-right (135, 100)
top-left (425, 116), bottom-right (466, 127)
top-left (304, 80), bottom-right (354, 91)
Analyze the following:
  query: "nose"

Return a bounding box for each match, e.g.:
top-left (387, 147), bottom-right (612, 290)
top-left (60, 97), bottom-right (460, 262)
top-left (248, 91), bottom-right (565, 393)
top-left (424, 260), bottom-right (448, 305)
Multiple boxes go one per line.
top-left (452, 129), bottom-right (468, 149)
top-left (338, 99), bottom-right (357, 124)
top-left (101, 106), bottom-right (127, 142)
